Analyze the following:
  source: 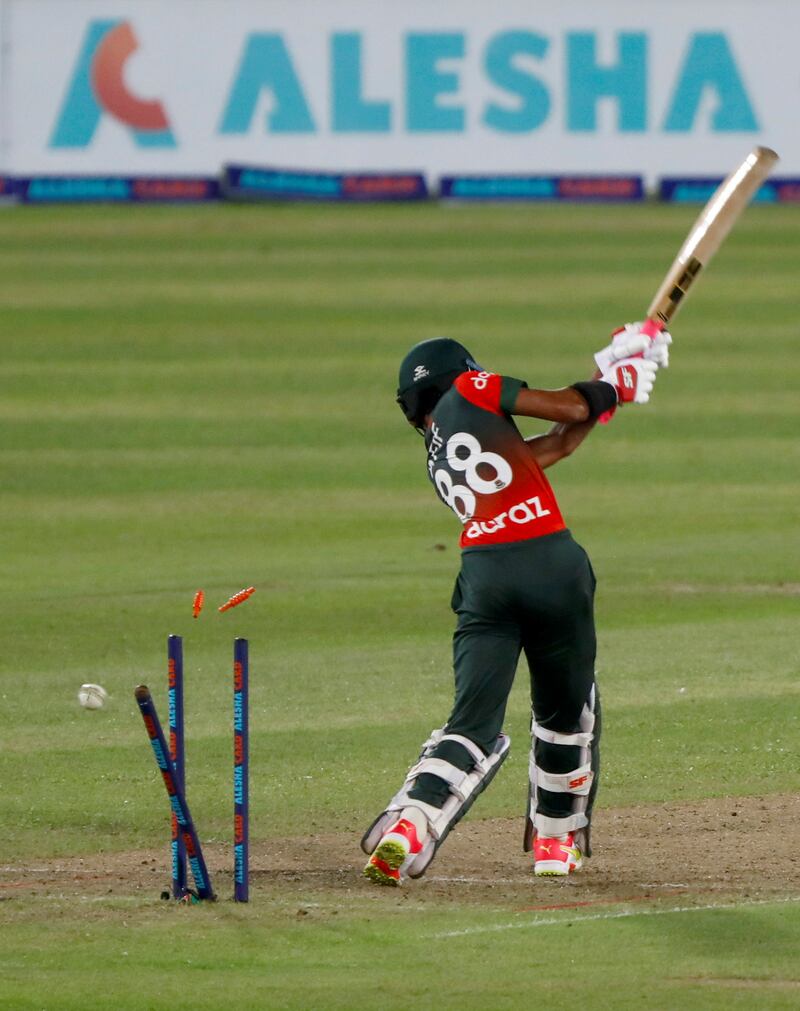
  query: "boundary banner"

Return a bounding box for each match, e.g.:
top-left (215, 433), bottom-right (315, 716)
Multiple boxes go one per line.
top-left (223, 165), bottom-right (428, 201)
top-left (15, 175), bottom-right (221, 203)
top-left (659, 176), bottom-right (800, 203)
top-left (440, 174), bottom-right (643, 201)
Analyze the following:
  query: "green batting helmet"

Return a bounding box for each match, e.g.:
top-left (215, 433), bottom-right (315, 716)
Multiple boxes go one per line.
top-left (396, 338), bottom-right (482, 429)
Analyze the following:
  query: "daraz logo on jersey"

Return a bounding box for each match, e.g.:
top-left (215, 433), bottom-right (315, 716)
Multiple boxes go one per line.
top-left (50, 21), bottom-right (175, 148)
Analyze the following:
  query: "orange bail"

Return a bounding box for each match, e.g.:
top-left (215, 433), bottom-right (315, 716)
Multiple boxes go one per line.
top-left (218, 586), bottom-right (256, 613)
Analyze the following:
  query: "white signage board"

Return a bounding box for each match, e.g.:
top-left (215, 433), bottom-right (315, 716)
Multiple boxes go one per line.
top-left (4, 0), bottom-right (798, 184)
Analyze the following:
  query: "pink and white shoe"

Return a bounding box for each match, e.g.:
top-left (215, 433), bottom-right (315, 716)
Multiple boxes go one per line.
top-left (533, 832), bottom-right (583, 876)
top-left (363, 818), bottom-right (423, 886)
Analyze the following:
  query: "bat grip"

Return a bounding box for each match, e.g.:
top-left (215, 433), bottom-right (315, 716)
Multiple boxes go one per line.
top-left (598, 317), bottom-right (665, 424)
top-left (640, 317), bottom-right (666, 340)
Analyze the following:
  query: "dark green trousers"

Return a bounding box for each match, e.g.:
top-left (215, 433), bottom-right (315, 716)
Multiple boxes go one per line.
top-left (409, 530), bottom-right (599, 820)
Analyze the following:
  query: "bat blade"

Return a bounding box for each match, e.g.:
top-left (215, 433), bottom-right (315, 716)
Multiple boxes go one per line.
top-left (598, 146), bottom-right (778, 424)
top-left (647, 145), bottom-right (779, 326)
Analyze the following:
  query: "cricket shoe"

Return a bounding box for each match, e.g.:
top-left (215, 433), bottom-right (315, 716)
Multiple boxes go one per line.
top-left (533, 833), bottom-right (583, 876)
top-left (363, 818), bottom-right (423, 886)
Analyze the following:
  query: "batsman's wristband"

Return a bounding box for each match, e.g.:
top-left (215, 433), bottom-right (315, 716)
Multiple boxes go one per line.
top-left (571, 380), bottom-right (618, 419)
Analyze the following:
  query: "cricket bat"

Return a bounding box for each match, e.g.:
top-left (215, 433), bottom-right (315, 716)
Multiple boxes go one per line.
top-left (601, 145), bottom-right (779, 421)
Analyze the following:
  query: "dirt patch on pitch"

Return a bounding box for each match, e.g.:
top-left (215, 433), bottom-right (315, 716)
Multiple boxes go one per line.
top-left (1, 793), bottom-right (798, 911)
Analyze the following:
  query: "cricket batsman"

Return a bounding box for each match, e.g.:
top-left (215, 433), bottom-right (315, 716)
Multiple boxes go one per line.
top-left (362, 324), bottom-right (670, 884)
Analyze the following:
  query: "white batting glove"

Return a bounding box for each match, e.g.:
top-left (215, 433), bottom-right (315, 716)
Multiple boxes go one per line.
top-left (599, 356), bottom-right (658, 405)
top-left (641, 323), bottom-right (672, 369)
top-left (594, 322), bottom-right (672, 372)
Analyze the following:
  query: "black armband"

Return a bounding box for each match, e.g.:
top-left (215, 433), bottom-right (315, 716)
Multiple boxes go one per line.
top-left (570, 380), bottom-right (618, 419)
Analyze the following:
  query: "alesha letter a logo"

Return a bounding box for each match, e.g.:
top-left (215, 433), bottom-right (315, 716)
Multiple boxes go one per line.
top-left (50, 20), bottom-right (175, 148)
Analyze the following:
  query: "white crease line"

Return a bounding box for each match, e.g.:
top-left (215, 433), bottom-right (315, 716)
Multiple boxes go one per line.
top-left (427, 876), bottom-right (526, 885)
top-left (433, 895), bottom-right (800, 938)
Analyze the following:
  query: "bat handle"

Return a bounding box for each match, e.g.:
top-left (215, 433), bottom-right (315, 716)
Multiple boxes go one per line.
top-left (640, 316), bottom-right (666, 340)
top-left (598, 317), bottom-right (665, 424)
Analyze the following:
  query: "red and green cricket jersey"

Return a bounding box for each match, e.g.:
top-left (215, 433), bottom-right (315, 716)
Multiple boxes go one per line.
top-left (425, 371), bottom-right (566, 548)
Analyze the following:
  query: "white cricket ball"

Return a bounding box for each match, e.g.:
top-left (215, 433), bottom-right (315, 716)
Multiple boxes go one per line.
top-left (78, 683), bottom-right (108, 710)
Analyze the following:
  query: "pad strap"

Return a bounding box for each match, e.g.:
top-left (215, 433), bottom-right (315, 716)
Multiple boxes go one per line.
top-left (533, 724), bottom-right (593, 749)
top-left (533, 762), bottom-right (594, 796)
top-left (409, 757), bottom-right (470, 799)
top-left (534, 811), bottom-right (589, 836)
top-left (438, 733), bottom-right (486, 767)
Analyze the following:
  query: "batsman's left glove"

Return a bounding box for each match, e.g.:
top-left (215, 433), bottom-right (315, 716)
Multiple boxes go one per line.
top-left (594, 321), bottom-right (672, 373)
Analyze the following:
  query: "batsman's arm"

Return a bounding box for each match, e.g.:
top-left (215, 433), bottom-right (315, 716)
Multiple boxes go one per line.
top-left (510, 386), bottom-right (592, 425)
top-left (511, 384), bottom-right (605, 470)
top-left (511, 373), bottom-right (621, 427)
top-left (524, 416), bottom-right (598, 470)
top-left (511, 376), bottom-right (619, 469)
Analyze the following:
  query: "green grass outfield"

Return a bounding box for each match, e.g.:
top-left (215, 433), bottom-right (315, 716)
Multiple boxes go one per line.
top-left (1, 202), bottom-right (798, 1008)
